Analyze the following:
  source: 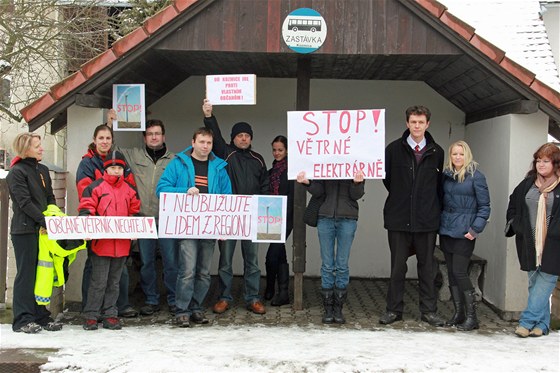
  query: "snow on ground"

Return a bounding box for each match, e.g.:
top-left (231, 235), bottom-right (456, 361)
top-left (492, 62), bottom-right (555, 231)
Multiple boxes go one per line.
top-left (2, 324), bottom-right (559, 372)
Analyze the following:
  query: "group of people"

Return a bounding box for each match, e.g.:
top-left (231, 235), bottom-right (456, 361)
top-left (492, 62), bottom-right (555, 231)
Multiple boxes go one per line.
top-left (6, 103), bottom-right (558, 338)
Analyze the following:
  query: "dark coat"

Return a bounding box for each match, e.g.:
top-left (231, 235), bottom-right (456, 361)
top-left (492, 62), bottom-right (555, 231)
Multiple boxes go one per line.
top-left (506, 177), bottom-right (560, 276)
top-left (439, 169), bottom-right (491, 238)
top-left (204, 115), bottom-right (269, 195)
top-left (307, 179), bottom-right (365, 220)
top-left (7, 157), bottom-right (56, 234)
top-left (78, 173), bottom-right (141, 257)
top-left (269, 158), bottom-right (294, 232)
top-left (383, 129), bottom-right (444, 232)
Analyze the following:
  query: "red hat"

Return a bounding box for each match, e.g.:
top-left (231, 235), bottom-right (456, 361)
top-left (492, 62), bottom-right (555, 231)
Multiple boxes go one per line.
top-left (103, 151), bottom-right (127, 169)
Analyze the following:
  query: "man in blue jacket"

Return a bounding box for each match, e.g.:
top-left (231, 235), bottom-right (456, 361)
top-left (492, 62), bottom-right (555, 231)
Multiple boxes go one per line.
top-left (156, 127), bottom-right (232, 327)
top-left (380, 105), bottom-right (446, 327)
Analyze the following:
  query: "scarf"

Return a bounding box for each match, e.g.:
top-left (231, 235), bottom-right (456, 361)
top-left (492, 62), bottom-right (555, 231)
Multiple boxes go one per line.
top-left (534, 174), bottom-right (560, 266)
top-left (269, 158), bottom-right (287, 195)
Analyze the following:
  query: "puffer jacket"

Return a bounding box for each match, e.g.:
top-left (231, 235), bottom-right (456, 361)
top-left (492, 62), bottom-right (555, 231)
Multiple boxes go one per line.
top-left (118, 145), bottom-right (174, 217)
top-left (204, 115), bottom-right (269, 195)
top-left (383, 129), bottom-right (444, 232)
top-left (507, 177), bottom-right (560, 276)
top-left (439, 169), bottom-right (491, 238)
top-left (78, 172), bottom-right (141, 257)
top-left (76, 145), bottom-right (135, 200)
top-left (307, 179), bottom-right (365, 220)
top-left (156, 146), bottom-right (232, 196)
top-left (7, 157), bottom-right (56, 234)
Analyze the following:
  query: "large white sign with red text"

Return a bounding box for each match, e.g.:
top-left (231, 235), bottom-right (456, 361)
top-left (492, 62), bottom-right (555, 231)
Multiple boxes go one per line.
top-left (45, 216), bottom-right (157, 239)
top-left (287, 109), bottom-right (385, 180)
top-left (158, 193), bottom-right (287, 243)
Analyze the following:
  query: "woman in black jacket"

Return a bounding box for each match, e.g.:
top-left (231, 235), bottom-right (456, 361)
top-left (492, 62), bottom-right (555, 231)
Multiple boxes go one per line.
top-left (297, 170), bottom-right (365, 324)
top-left (507, 143), bottom-right (560, 338)
top-left (264, 136), bottom-right (294, 306)
top-left (7, 133), bottom-right (62, 333)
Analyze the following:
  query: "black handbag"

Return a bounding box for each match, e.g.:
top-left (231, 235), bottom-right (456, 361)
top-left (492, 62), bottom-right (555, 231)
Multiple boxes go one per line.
top-left (504, 218), bottom-right (515, 237)
top-left (303, 195), bottom-right (325, 227)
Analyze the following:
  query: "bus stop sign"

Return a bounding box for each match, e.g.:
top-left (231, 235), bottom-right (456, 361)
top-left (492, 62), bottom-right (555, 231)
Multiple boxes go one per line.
top-left (282, 8), bottom-right (327, 54)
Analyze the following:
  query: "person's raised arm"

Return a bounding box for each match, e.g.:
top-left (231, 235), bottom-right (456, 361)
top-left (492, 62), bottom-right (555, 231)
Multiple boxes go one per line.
top-left (202, 99), bottom-right (227, 158)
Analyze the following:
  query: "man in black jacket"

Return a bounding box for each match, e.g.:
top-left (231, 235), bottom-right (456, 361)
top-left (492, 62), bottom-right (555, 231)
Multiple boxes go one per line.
top-left (202, 99), bottom-right (269, 315)
top-left (379, 105), bottom-right (446, 327)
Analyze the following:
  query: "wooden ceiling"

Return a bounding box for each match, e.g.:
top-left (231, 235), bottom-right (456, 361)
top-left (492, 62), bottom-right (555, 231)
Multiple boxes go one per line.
top-left (25, 0), bottom-right (560, 135)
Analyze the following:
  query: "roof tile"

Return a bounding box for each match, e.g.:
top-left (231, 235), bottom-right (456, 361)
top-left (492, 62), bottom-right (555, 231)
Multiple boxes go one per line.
top-left (174, 0), bottom-right (198, 13)
top-left (500, 56), bottom-right (535, 86)
top-left (530, 79), bottom-right (560, 109)
top-left (81, 50), bottom-right (118, 79)
top-left (112, 28), bottom-right (149, 57)
top-left (144, 5), bottom-right (180, 35)
top-left (470, 34), bottom-right (505, 63)
top-left (439, 10), bottom-right (475, 41)
top-left (50, 71), bottom-right (87, 100)
top-left (20, 93), bottom-right (56, 123)
top-left (414, 0), bottom-right (446, 18)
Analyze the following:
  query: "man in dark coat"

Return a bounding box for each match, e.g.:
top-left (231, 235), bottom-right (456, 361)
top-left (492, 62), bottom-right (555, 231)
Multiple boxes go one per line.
top-left (380, 105), bottom-right (446, 326)
top-left (202, 99), bottom-right (269, 315)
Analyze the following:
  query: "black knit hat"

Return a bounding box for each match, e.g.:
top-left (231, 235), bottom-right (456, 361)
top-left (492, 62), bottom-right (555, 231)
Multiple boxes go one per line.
top-left (230, 122), bottom-right (253, 140)
top-left (103, 150), bottom-right (127, 170)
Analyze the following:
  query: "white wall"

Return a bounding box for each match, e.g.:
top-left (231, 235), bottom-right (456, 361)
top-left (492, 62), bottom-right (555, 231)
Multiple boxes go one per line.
top-left (65, 105), bottom-right (106, 302)
top-left (465, 111), bottom-right (548, 313)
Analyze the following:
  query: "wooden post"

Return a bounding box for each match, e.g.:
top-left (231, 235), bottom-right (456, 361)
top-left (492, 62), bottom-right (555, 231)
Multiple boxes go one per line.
top-left (292, 56), bottom-right (311, 311)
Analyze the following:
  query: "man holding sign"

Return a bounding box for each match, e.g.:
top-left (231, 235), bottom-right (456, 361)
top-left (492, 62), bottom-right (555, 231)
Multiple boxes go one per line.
top-left (156, 128), bottom-right (231, 327)
top-left (203, 99), bottom-right (270, 315)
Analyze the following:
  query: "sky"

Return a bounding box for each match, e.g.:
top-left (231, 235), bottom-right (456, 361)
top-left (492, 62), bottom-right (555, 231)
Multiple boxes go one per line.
top-left (2, 323), bottom-right (559, 372)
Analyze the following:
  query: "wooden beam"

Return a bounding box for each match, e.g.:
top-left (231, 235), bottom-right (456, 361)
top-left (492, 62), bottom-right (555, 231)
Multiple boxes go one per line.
top-left (75, 93), bottom-right (111, 109)
top-left (292, 56), bottom-right (311, 311)
top-left (548, 119), bottom-right (560, 141)
top-left (466, 100), bottom-right (538, 124)
top-left (50, 111), bottom-right (67, 135)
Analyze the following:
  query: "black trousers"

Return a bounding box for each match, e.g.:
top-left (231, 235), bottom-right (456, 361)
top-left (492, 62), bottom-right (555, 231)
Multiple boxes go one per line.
top-left (386, 230), bottom-right (438, 314)
top-left (11, 233), bottom-right (52, 331)
top-left (440, 235), bottom-right (475, 292)
top-left (265, 225), bottom-right (293, 268)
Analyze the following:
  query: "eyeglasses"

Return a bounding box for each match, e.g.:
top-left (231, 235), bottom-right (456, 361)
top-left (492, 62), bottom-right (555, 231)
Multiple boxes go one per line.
top-left (146, 132), bottom-right (162, 137)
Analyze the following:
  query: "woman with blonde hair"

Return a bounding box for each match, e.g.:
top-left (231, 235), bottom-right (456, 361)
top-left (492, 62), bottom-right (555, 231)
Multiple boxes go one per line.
top-left (6, 133), bottom-right (62, 333)
top-left (439, 140), bottom-right (490, 331)
top-left (507, 143), bottom-right (560, 338)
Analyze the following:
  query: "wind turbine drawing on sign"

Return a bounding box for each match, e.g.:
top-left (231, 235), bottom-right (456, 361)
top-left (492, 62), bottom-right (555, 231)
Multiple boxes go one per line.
top-left (116, 85), bottom-right (138, 123)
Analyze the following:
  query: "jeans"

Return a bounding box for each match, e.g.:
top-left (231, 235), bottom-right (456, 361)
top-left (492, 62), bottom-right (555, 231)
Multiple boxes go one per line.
top-left (217, 239), bottom-right (261, 303)
top-left (138, 238), bottom-right (178, 306)
top-left (175, 239), bottom-right (215, 317)
top-left (519, 268), bottom-right (558, 334)
top-left (82, 246), bottom-right (131, 313)
top-left (317, 217), bottom-right (357, 289)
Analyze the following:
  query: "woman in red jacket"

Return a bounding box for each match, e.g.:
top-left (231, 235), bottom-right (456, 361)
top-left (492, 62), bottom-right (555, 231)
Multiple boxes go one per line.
top-left (79, 151), bottom-right (140, 330)
top-left (76, 124), bottom-right (138, 318)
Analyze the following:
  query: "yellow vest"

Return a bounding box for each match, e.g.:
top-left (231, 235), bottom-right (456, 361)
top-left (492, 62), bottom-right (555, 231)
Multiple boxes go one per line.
top-left (34, 205), bottom-right (86, 305)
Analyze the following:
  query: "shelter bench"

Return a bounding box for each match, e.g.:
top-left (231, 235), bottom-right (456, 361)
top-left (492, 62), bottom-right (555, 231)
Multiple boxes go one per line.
top-left (434, 247), bottom-right (487, 302)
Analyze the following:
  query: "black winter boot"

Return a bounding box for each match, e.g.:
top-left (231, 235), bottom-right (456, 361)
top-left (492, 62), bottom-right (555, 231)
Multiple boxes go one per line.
top-left (457, 290), bottom-right (479, 331)
top-left (271, 263), bottom-right (290, 306)
top-left (333, 287), bottom-right (348, 324)
top-left (321, 288), bottom-right (334, 324)
top-left (446, 286), bottom-right (465, 326)
top-left (264, 263), bottom-right (277, 301)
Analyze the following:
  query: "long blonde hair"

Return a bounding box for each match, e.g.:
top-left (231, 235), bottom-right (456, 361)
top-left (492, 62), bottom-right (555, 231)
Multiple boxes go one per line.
top-left (12, 132), bottom-right (41, 158)
top-left (445, 140), bottom-right (478, 183)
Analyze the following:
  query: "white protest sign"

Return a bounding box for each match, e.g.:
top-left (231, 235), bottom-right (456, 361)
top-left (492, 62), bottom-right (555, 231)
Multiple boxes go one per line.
top-left (45, 216), bottom-right (157, 239)
top-left (158, 193), bottom-right (287, 242)
top-left (287, 109), bottom-right (386, 180)
top-left (206, 74), bottom-right (256, 105)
